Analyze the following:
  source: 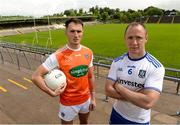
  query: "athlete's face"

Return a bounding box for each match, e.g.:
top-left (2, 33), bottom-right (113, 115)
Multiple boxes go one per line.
top-left (65, 22), bottom-right (83, 49)
top-left (125, 25), bottom-right (148, 59)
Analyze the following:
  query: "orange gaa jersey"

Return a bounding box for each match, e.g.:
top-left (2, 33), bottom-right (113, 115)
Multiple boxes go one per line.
top-left (42, 44), bottom-right (93, 106)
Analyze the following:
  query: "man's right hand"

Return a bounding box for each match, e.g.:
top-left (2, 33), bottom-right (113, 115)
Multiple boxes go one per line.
top-left (54, 82), bottom-right (67, 95)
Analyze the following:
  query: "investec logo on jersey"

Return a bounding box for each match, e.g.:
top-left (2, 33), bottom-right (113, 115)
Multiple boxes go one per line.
top-left (69, 65), bottom-right (88, 77)
top-left (117, 78), bottom-right (144, 88)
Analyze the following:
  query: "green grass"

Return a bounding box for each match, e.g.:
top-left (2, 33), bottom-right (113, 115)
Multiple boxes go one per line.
top-left (1, 24), bottom-right (180, 69)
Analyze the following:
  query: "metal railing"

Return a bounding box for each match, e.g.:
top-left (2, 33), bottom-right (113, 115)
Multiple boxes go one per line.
top-left (0, 41), bottom-right (55, 54)
top-left (0, 41), bottom-right (180, 95)
top-left (93, 56), bottom-right (180, 95)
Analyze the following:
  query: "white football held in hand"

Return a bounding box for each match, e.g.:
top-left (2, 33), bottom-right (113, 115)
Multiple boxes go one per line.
top-left (44, 69), bottom-right (66, 90)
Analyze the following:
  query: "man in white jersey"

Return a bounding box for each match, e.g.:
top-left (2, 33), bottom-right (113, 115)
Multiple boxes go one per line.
top-left (105, 22), bottom-right (165, 124)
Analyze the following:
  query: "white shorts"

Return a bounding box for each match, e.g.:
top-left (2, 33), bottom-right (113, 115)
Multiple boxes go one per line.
top-left (58, 98), bottom-right (91, 121)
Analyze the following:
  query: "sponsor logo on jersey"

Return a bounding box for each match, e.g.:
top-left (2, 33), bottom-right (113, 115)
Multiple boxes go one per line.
top-left (69, 65), bottom-right (88, 77)
top-left (75, 54), bottom-right (81, 57)
top-left (127, 65), bottom-right (136, 68)
top-left (117, 78), bottom-right (144, 88)
top-left (138, 70), bottom-right (146, 78)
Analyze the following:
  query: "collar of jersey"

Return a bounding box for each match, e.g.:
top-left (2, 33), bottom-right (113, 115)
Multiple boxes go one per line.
top-left (66, 44), bottom-right (82, 51)
top-left (128, 52), bottom-right (147, 61)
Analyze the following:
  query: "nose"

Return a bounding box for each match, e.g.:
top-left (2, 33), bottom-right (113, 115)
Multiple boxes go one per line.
top-left (74, 31), bottom-right (79, 37)
top-left (75, 31), bottom-right (78, 35)
top-left (131, 38), bottom-right (138, 45)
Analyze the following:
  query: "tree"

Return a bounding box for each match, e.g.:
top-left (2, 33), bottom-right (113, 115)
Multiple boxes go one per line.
top-left (115, 8), bottom-right (120, 13)
top-left (64, 9), bottom-right (76, 16)
top-left (127, 9), bottom-right (135, 14)
top-left (121, 14), bottom-right (128, 23)
top-left (144, 6), bottom-right (163, 16)
top-left (89, 5), bottom-right (99, 16)
top-left (177, 10), bottom-right (180, 16)
top-left (113, 12), bottom-right (121, 19)
top-left (131, 11), bottom-right (142, 21)
top-left (78, 8), bottom-right (83, 16)
top-left (101, 12), bottom-right (109, 22)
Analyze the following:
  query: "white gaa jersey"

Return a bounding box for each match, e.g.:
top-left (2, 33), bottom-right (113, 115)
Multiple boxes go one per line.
top-left (107, 52), bottom-right (165, 123)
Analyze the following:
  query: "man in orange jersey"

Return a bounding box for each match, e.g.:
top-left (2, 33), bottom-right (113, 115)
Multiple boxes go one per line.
top-left (32, 18), bottom-right (96, 124)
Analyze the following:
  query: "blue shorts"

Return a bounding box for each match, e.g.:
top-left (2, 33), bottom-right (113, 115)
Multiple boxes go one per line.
top-left (109, 108), bottom-right (150, 124)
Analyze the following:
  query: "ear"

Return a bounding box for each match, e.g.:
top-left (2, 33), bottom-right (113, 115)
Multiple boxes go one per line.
top-left (145, 33), bottom-right (148, 42)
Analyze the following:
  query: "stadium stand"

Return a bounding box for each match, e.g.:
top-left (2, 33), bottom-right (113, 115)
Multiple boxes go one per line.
top-left (136, 15), bottom-right (180, 24)
top-left (0, 24), bottom-right (65, 37)
top-left (0, 16), bottom-right (96, 37)
top-left (16, 27), bottom-right (36, 34)
top-left (160, 16), bottom-right (173, 23)
top-left (147, 16), bottom-right (160, 23)
top-left (33, 25), bottom-right (59, 32)
top-left (135, 16), bottom-right (148, 23)
top-left (0, 20), bottom-right (46, 29)
top-left (52, 24), bottom-right (65, 29)
top-left (173, 16), bottom-right (180, 23)
top-left (0, 16), bottom-right (96, 29)
top-left (33, 26), bottom-right (50, 32)
top-left (0, 29), bottom-right (20, 36)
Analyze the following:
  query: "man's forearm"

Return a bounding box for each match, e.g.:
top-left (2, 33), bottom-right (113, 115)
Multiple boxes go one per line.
top-left (114, 83), bottom-right (158, 109)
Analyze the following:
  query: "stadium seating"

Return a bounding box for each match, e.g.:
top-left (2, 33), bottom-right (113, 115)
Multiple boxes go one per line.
top-left (160, 16), bottom-right (173, 23)
top-left (136, 15), bottom-right (180, 24)
top-left (135, 16), bottom-right (148, 23)
top-left (173, 16), bottom-right (180, 23)
top-left (0, 24), bottom-right (66, 37)
top-left (16, 27), bottom-right (36, 34)
top-left (147, 16), bottom-right (160, 23)
top-left (0, 29), bottom-right (20, 36)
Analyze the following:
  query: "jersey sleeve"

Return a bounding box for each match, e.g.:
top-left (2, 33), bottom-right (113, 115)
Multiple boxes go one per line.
top-left (144, 66), bottom-right (165, 92)
top-left (42, 54), bottom-right (59, 71)
top-left (107, 61), bottom-right (117, 82)
top-left (89, 54), bottom-right (93, 68)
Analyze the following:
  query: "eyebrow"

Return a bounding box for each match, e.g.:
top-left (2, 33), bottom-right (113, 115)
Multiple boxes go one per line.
top-left (70, 30), bottom-right (82, 33)
top-left (127, 35), bottom-right (143, 39)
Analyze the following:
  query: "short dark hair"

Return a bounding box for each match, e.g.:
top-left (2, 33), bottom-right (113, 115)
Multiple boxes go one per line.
top-left (124, 22), bottom-right (147, 35)
top-left (65, 18), bottom-right (84, 28)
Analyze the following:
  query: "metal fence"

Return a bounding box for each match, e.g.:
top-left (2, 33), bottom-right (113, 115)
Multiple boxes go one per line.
top-left (0, 41), bottom-right (180, 94)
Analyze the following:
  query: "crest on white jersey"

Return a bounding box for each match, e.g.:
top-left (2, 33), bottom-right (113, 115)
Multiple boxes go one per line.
top-left (138, 70), bottom-right (146, 78)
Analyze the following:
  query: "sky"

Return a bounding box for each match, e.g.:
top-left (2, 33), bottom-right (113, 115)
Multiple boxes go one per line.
top-left (0, 0), bottom-right (180, 17)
